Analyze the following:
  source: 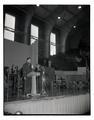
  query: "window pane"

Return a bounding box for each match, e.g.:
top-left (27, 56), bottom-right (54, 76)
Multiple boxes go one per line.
top-left (31, 38), bottom-right (36, 44)
top-left (50, 33), bottom-right (56, 44)
top-left (4, 13), bottom-right (15, 41)
top-left (4, 30), bottom-right (14, 41)
top-left (31, 24), bottom-right (38, 38)
top-left (50, 45), bottom-right (56, 56)
top-left (5, 14), bottom-right (15, 29)
top-left (31, 24), bottom-right (39, 45)
top-left (50, 32), bottom-right (56, 56)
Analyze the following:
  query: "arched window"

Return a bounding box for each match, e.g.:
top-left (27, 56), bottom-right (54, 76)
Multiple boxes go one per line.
top-left (30, 24), bottom-right (39, 45)
top-left (50, 33), bottom-right (56, 56)
top-left (4, 13), bottom-right (15, 41)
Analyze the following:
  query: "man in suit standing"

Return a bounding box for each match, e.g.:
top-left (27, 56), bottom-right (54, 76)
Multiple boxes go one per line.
top-left (22, 57), bottom-right (33, 96)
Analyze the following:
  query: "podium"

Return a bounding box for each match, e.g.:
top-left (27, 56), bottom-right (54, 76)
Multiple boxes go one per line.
top-left (27, 72), bottom-right (40, 96)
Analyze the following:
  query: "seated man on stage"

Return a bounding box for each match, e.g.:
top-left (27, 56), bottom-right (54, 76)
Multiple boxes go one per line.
top-left (22, 57), bottom-right (33, 96)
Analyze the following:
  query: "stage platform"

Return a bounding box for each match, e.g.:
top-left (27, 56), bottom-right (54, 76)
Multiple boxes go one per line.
top-left (4, 92), bottom-right (90, 115)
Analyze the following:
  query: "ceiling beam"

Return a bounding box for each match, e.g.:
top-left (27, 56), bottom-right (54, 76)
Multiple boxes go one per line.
top-left (40, 5), bottom-right (53, 13)
top-left (60, 9), bottom-right (84, 29)
top-left (9, 5), bottom-right (85, 31)
top-left (65, 7), bottom-right (76, 16)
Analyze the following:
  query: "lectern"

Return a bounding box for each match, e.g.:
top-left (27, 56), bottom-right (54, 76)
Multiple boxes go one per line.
top-left (27, 72), bottom-right (40, 96)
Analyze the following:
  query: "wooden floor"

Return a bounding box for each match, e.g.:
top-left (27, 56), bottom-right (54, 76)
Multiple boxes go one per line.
top-left (4, 91), bottom-right (90, 115)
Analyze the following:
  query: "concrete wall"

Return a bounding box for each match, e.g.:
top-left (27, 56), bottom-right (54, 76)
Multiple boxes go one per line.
top-left (4, 39), bottom-right (38, 68)
top-left (4, 93), bottom-right (90, 114)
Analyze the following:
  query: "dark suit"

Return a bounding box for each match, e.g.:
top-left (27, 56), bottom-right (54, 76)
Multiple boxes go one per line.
top-left (22, 62), bottom-right (32, 94)
top-left (44, 66), bottom-right (55, 96)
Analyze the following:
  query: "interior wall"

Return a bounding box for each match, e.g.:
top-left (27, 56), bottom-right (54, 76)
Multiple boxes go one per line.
top-left (4, 39), bottom-right (38, 69)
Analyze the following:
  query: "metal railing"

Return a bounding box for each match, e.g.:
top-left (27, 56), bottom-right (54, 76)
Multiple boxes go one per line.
top-left (4, 66), bottom-right (89, 102)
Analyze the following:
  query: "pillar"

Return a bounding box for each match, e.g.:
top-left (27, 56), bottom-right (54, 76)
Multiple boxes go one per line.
top-left (24, 6), bottom-right (35, 44)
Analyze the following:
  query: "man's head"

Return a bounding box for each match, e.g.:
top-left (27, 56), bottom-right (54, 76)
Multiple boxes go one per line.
top-left (26, 57), bottom-right (31, 64)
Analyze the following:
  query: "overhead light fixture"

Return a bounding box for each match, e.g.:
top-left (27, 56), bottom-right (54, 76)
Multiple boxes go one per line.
top-left (78, 5), bottom-right (82, 10)
top-left (36, 4), bottom-right (40, 7)
top-left (58, 16), bottom-right (61, 19)
top-left (73, 25), bottom-right (76, 29)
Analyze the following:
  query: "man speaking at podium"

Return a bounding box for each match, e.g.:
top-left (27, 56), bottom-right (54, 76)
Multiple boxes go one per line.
top-left (22, 57), bottom-right (33, 96)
